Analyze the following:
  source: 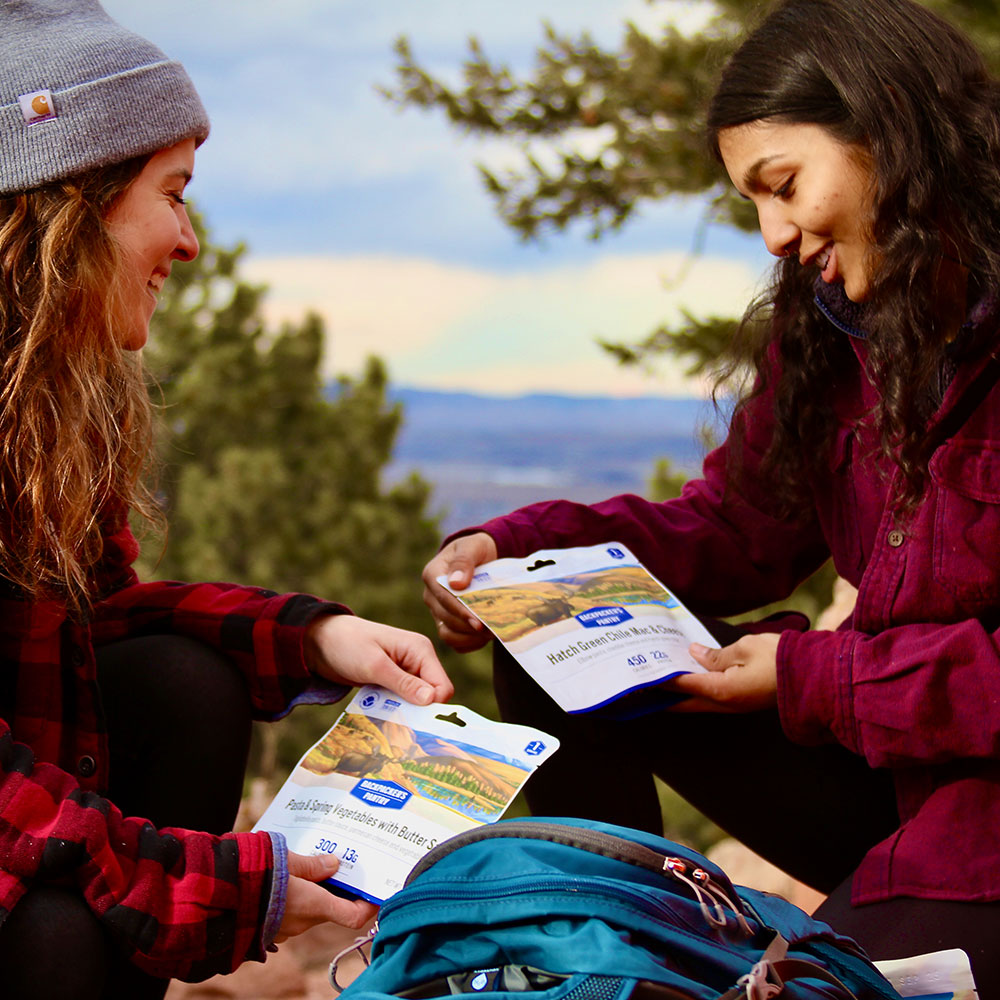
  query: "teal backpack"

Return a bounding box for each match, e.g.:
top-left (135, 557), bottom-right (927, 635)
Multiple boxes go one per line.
top-left (332, 817), bottom-right (901, 1000)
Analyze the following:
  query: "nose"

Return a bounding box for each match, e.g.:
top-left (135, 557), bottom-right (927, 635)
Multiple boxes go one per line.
top-left (173, 209), bottom-right (199, 263)
top-left (756, 202), bottom-right (800, 259)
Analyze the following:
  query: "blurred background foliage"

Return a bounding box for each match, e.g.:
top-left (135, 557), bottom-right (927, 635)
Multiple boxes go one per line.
top-left (143, 0), bottom-right (992, 851)
top-left (141, 213), bottom-right (493, 793)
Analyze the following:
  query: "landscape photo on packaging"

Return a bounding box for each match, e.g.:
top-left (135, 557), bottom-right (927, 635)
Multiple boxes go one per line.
top-left (458, 561), bottom-right (685, 653)
top-left (294, 711), bottom-right (533, 824)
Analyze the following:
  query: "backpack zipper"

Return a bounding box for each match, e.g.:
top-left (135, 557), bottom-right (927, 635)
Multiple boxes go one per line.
top-left (379, 871), bottom-right (759, 947)
top-left (400, 821), bottom-right (754, 937)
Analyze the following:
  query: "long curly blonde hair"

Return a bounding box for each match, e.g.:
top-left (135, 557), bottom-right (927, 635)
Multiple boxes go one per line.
top-left (0, 156), bottom-right (162, 613)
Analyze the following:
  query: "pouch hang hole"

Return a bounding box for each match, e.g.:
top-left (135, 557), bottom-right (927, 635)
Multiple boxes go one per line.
top-left (526, 559), bottom-right (556, 572)
top-left (434, 711), bottom-right (467, 728)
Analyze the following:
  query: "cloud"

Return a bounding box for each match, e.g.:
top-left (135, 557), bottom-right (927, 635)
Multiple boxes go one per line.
top-left (101, 0), bottom-right (765, 319)
top-left (103, 0), bottom-right (717, 199)
top-left (242, 250), bottom-right (764, 396)
top-left (242, 254), bottom-right (501, 357)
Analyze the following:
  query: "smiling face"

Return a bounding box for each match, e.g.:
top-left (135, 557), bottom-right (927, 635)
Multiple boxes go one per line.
top-left (717, 121), bottom-right (876, 302)
top-left (105, 139), bottom-right (199, 350)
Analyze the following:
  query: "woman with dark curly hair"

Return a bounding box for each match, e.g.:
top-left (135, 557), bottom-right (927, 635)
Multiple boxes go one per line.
top-left (424, 0), bottom-right (1000, 991)
top-left (0, 2), bottom-right (453, 998)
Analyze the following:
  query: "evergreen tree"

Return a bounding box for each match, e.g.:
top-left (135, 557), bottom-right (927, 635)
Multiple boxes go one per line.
top-left (144, 212), bottom-right (437, 631)
top-left (382, 0), bottom-right (989, 619)
top-left (141, 212), bottom-right (492, 776)
top-left (383, 0), bottom-right (1000, 373)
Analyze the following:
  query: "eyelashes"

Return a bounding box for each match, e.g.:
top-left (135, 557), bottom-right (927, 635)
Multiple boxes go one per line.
top-left (773, 177), bottom-right (795, 199)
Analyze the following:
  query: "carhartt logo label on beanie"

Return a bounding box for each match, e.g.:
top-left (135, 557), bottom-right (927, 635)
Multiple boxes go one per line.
top-left (18, 90), bottom-right (56, 126)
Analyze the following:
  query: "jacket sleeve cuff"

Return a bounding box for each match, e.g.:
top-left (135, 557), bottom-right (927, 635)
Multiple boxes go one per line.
top-left (263, 832), bottom-right (288, 952)
top-left (262, 679), bottom-right (351, 721)
top-left (441, 510), bottom-right (547, 560)
top-left (441, 523), bottom-right (515, 559)
top-left (777, 628), bottom-right (858, 748)
top-left (273, 602), bottom-right (351, 679)
top-left (259, 606), bottom-right (353, 720)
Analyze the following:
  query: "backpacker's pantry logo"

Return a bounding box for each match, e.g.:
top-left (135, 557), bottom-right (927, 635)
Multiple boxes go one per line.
top-left (351, 778), bottom-right (412, 809)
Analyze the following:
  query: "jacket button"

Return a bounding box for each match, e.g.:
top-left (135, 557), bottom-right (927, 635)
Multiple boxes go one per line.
top-left (888, 529), bottom-right (905, 547)
top-left (77, 755), bottom-right (97, 778)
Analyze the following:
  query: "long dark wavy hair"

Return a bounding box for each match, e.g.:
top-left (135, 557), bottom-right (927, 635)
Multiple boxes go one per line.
top-left (707, 0), bottom-right (1000, 513)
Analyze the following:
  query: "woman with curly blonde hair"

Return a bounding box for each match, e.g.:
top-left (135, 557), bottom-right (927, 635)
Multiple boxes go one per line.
top-left (0, 3), bottom-right (452, 998)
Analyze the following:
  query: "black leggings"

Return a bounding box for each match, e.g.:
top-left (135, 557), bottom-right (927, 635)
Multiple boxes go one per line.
top-left (494, 641), bottom-right (1000, 997)
top-left (0, 635), bottom-right (253, 1000)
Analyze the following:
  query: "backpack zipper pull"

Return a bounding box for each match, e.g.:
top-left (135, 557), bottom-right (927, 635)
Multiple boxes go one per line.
top-left (737, 959), bottom-right (784, 1000)
top-left (698, 874), bottom-right (755, 938)
top-left (664, 857), bottom-right (727, 931)
top-left (329, 922), bottom-right (377, 994)
top-left (663, 857), bottom-right (753, 937)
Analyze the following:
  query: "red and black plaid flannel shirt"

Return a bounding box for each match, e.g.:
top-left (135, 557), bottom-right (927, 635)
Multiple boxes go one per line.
top-left (0, 517), bottom-right (345, 980)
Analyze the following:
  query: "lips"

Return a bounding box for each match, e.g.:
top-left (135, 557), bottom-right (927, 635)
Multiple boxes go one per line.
top-left (807, 244), bottom-right (838, 284)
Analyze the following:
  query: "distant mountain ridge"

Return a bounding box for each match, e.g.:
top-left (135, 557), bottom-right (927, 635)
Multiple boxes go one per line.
top-left (390, 387), bottom-right (714, 472)
top-left (390, 387), bottom-right (711, 433)
top-left (384, 387), bottom-right (716, 534)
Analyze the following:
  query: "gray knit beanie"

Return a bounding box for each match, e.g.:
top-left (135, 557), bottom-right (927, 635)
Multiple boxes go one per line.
top-left (0, 0), bottom-right (210, 195)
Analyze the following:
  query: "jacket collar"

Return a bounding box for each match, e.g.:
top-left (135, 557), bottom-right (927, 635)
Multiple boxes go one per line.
top-left (813, 274), bottom-right (1000, 359)
top-left (813, 279), bottom-right (869, 339)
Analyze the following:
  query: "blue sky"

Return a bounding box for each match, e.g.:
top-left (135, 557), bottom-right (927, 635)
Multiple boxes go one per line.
top-left (103, 0), bottom-right (770, 395)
